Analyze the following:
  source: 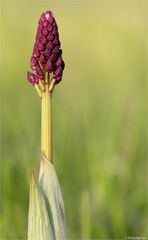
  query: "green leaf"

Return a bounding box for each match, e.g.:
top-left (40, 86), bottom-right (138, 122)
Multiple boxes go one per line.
top-left (39, 155), bottom-right (66, 240)
top-left (27, 155), bottom-right (66, 240)
top-left (28, 172), bottom-right (55, 240)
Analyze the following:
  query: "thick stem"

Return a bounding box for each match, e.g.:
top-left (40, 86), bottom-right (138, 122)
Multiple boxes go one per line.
top-left (41, 85), bottom-right (52, 162)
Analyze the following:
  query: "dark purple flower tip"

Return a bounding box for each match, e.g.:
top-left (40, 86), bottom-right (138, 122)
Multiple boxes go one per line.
top-left (55, 58), bottom-right (65, 71)
top-left (33, 49), bottom-right (40, 58)
top-left (40, 36), bottom-right (47, 45)
top-left (34, 39), bottom-right (40, 47)
top-left (55, 57), bottom-right (62, 67)
top-left (47, 33), bottom-right (54, 41)
top-left (52, 22), bottom-right (58, 29)
top-left (38, 42), bottom-right (44, 51)
top-left (46, 41), bottom-right (54, 50)
top-left (52, 46), bottom-right (60, 54)
top-left (45, 60), bottom-right (52, 72)
top-left (27, 72), bottom-right (39, 85)
top-left (59, 58), bottom-right (65, 70)
top-left (43, 20), bottom-right (49, 27)
top-left (53, 38), bottom-right (60, 47)
top-left (36, 31), bottom-right (42, 39)
top-left (30, 56), bottom-right (37, 69)
top-left (37, 24), bottom-right (43, 31)
top-left (35, 65), bottom-right (44, 79)
top-left (53, 28), bottom-right (58, 36)
top-left (53, 74), bottom-right (62, 84)
top-left (39, 54), bottom-right (46, 65)
top-left (44, 49), bottom-right (51, 58)
top-left (49, 53), bottom-right (57, 62)
top-left (48, 16), bottom-right (54, 24)
top-left (42, 28), bottom-right (48, 36)
top-left (47, 25), bottom-right (53, 32)
top-left (54, 65), bottom-right (63, 76)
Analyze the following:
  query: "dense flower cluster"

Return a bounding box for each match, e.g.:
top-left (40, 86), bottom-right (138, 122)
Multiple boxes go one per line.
top-left (27, 10), bottom-right (65, 86)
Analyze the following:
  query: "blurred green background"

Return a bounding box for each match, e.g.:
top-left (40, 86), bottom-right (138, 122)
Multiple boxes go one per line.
top-left (0, 1), bottom-right (147, 239)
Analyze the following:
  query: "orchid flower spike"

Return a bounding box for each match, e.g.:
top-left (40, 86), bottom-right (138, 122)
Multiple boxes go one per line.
top-left (27, 10), bottom-right (65, 94)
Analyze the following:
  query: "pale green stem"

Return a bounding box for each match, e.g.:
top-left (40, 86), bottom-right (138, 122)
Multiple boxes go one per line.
top-left (41, 84), bottom-right (52, 162)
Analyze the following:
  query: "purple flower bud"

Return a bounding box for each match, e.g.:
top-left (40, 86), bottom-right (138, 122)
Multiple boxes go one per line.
top-left (27, 72), bottom-right (39, 85)
top-left (30, 56), bottom-right (37, 70)
top-left (36, 31), bottom-right (42, 39)
top-left (42, 28), bottom-right (48, 36)
top-left (43, 20), bottom-right (48, 27)
top-left (33, 49), bottom-right (40, 58)
top-left (53, 38), bottom-right (60, 46)
top-left (37, 24), bottom-right (43, 32)
top-left (35, 65), bottom-right (44, 79)
top-left (55, 65), bottom-right (63, 76)
top-left (45, 60), bottom-right (52, 72)
top-left (38, 42), bottom-right (44, 51)
top-left (47, 25), bottom-right (53, 32)
top-left (52, 46), bottom-right (60, 54)
top-left (47, 33), bottom-right (54, 41)
top-left (40, 36), bottom-right (47, 45)
top-left (35, 39), bottom-right (40, 47)
top-left (49, 53), bottom-right (57, 62)
top-left (53, 28), bottom-right (58, 36)
top-left (46, 41), bottom-right (54, 50)
top-left (56, 57), bottom-right (62, 67)
top-left (48, 16), bottom-right (54, 24)
top-left (39, 53), bottom-right (46, 66)
top-left (44, 49), bottom-right (51, 58)
top-left (53, 74), bottom-right (62, 84)
top-left (53, 22), bottom-right (58, 30)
